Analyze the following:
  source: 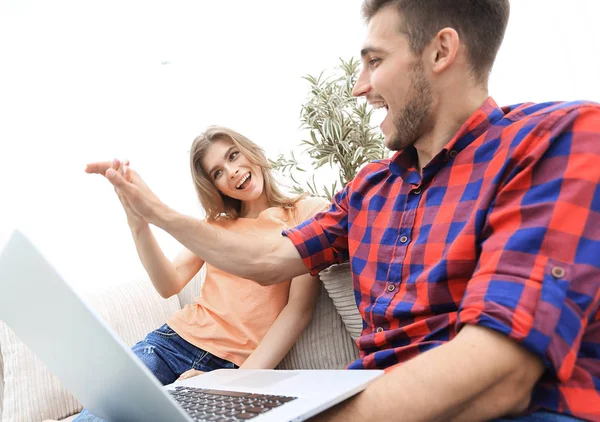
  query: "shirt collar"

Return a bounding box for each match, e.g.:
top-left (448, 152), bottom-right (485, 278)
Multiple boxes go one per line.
top-left (389, 97), bottom-right (505, 183)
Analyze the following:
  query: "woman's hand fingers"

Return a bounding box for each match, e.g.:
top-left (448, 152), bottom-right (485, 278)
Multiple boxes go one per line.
top-left (177, 369), bottom-right (205, 381)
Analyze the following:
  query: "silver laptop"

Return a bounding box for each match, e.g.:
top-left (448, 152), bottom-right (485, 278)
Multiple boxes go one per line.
top-left (0, 230), bottom-right (382, 422)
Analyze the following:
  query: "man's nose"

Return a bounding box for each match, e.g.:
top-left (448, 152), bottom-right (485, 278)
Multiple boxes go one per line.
top-left (352, 67), bottom-right (371, 97)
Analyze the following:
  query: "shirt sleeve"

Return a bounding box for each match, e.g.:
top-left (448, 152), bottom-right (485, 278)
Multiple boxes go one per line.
top-left (283, 188), bottom-right (352, 276)
top-left (457, 106), bottom-right (600, 382)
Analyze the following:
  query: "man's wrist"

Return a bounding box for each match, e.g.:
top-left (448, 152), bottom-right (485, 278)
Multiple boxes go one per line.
top-left (150, 202), bottom-right (176, 229)
top-left (129, 221), bottom-right (150, 237)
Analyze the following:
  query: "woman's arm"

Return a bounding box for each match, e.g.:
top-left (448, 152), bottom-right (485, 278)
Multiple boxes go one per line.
top-left (240, 273), bottom-right (320, 369)
top-left (130, 225), bottom-right (204, 298)
top-left (86, 161), bottom-right (309, 284)
top-left (89, 159), bottom-right (204, 298)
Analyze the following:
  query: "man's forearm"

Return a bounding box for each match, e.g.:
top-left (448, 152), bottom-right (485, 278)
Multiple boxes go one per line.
top-left (97, 163), bottom-right (309, 284)
top-left (154, 207), bottom-right (308, 284)
top-left (312, 325), bottom-right (543, 422)
top-left (447, 371), bottom-right (535, 422)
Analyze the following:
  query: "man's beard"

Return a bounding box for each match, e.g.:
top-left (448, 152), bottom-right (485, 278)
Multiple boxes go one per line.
top-left (387, 61), bottom-right (433, 151)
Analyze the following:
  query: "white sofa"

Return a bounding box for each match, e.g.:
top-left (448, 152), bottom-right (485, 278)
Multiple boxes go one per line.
top-left (0, 265), bottom-right (362, 422)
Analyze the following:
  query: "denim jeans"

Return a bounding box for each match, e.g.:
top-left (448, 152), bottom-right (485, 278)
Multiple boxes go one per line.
top-left (73, 324), bottom-right (236, 422)
top-left (494, 410), bottom-right (585, 421)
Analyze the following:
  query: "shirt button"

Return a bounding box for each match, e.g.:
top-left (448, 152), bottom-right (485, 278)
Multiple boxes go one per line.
top-left (387, 284), bottom-right (396, 292)
top-left (400, 235), bottom-right (408, 243)
top-left (376, 327), bottom-right (384, 333)
top-left (412, 188), bottom-right (422, 195)
top-left (449, 150), bottom-right (458, 158)
top-left (551, 266), bottom-right (566, 279)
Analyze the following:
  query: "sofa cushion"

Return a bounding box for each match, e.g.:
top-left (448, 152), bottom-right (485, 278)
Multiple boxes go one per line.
top-left (0, 321), bottom-right (80, 422)
top-left (319, 263), bottom-right (363, 340)
top-left (277, 282), bottom-right (359, 369)
top-left (0, 278), bottom-right (180, 422)
top-left (176, 265), bottom-right (205, 307)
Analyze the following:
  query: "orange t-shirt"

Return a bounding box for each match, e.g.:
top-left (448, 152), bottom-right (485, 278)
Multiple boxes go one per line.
top-left (166, 197), bottom-right (328, 366)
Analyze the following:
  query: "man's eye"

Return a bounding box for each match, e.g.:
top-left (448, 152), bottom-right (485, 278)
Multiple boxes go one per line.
top-left (230, 151), bottom-right (239, 161)
top-left (369, 58), bottom-right (380, 67)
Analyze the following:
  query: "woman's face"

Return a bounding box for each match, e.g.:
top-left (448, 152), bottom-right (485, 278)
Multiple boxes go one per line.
top-left (201, 138), bottom-right (265, 203)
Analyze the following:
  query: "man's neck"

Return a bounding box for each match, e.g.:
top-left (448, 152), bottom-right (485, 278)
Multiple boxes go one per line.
top-left (415, 87), bottom-right (489, 170)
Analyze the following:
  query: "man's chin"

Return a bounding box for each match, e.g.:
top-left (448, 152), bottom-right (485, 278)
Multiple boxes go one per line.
top-left (384, 136), bottom-right (402, 152)
top-left (382, 132), bottom-right (396, 150)
top-left (386, 136), bottom-right (417, 152)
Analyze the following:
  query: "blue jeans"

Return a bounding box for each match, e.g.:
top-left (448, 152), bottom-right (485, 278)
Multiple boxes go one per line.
top-left (494, 410), bottom-right (585, 421)
top-left (73, 324), bottom-right (237, 422)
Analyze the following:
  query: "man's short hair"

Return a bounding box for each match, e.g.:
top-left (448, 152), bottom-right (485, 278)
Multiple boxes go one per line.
top-left (362, 0), bottom-right (510, 83)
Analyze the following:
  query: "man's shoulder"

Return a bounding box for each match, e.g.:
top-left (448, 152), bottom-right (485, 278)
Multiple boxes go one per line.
top-left (503, 100), bottom-right (600, 124)
top-left (490, 100), bottom-right (600, 155)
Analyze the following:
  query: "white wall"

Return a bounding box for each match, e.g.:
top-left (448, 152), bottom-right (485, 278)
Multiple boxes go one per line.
top-left (1, 0), bottom-right (599, 291)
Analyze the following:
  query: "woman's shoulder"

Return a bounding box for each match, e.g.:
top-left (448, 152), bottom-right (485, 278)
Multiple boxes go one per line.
top-left (294, 196), bottom-right (330, 224)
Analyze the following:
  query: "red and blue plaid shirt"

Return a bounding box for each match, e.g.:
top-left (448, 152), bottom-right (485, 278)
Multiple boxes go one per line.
top-left (284, 98), bottom-right (600, 420)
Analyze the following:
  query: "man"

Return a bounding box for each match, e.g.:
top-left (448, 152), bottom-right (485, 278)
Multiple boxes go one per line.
top-left (88, 0), bottom-right (600, 420)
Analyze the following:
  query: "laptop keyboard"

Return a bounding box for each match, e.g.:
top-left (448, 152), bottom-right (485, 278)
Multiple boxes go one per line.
top-left (169, 385), bottom-right (297, 421)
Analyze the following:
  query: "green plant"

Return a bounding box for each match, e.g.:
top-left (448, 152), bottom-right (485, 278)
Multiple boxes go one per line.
top-left (270, 57), bottom-right (387, 201)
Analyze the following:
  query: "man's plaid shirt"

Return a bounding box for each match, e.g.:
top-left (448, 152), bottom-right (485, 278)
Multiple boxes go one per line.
top-left (284, 98), bottom-right (600, 420)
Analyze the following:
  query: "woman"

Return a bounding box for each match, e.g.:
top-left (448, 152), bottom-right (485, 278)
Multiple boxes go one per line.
top-left (76, 126), bottom-right (327, 421)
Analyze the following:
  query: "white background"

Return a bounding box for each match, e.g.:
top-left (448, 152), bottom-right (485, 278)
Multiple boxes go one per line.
top-left (1, 0), bottom-right (599, 291)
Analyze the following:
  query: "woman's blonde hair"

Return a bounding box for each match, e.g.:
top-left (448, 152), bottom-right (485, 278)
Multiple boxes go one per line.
top-left (190, 125), bottom-right (304, 220)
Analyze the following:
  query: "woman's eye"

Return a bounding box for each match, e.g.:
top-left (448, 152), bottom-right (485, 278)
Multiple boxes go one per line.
top-left (213, 170), bottom-right (222, 180)
top-left (230, 151), bottom-right (239, 161)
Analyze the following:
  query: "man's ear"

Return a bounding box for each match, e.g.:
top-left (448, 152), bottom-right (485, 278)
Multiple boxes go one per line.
top-left (427, 27), bottom-right (460, 74)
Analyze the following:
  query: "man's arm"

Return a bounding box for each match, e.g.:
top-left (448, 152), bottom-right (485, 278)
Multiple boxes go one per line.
top-left (312, 324), bottom-right (544, 422)
top-left (158, 209), bottom-right (309, 284)
top-left (87, 161), bottom-right (308, 284)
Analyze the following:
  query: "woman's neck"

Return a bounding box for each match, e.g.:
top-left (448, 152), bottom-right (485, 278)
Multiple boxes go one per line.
top-left (239, 196), bottom-right (270, 219)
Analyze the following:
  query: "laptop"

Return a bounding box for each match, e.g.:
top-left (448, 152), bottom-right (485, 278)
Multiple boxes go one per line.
top-left (0, 230), bottom-right (383, 422)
